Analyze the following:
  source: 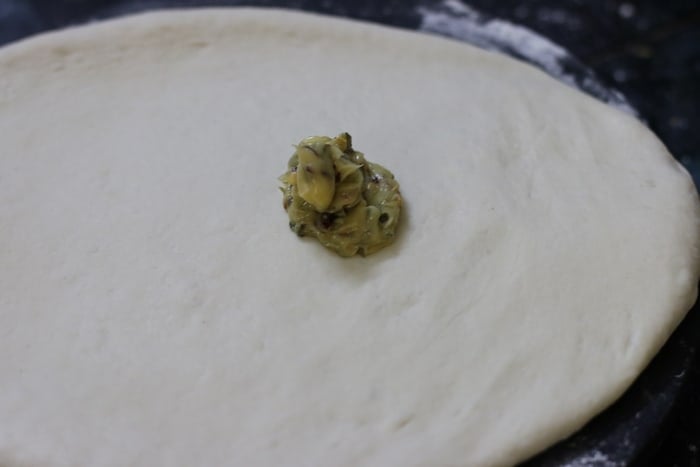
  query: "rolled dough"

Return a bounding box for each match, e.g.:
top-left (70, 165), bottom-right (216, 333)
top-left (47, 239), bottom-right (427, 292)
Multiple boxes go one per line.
top-left (0, 8), bottom-right (698, 467)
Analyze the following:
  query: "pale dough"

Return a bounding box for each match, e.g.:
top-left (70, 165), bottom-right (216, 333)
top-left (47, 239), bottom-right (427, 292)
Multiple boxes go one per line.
top-left (0, 8), bottom-right (698, 467)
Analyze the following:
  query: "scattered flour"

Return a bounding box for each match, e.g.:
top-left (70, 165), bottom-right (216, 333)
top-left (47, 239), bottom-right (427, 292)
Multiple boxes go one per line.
top-left (416, 0), bottom-right (637, 116)
top-left (564, 451), bottom-right (622, 467)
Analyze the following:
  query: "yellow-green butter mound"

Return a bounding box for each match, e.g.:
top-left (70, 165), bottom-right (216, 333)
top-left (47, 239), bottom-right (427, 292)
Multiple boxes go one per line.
top-left (279, 133), bottom-right (402, 257)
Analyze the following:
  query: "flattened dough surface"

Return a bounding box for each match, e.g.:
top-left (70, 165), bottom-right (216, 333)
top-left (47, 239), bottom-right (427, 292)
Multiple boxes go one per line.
top-left (0, 9), bottom-right (699, 467)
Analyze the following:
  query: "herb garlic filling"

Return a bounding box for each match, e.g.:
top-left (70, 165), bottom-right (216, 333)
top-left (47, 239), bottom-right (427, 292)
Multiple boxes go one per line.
top-left (279, 133), bottom-right (402, 257)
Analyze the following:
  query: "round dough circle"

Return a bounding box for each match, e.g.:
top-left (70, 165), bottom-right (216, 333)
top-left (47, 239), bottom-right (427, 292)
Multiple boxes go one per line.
top-left (1, 8), bottom-right (698, 467)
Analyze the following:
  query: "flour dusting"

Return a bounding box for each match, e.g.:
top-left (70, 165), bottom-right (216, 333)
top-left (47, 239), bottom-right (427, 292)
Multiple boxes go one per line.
top-left (416, 0), bottom-right (637, 116)
top-left (564, 450), bottom-right (622, 467)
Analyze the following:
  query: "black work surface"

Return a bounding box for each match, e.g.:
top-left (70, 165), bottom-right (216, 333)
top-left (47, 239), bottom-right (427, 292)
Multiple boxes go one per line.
top-left (1, 1), bottom-right (698, 466)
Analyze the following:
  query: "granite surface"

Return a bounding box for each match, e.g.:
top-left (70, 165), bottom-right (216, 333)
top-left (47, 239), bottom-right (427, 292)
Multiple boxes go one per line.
top-left (0, 0), bottom-right (698, 465)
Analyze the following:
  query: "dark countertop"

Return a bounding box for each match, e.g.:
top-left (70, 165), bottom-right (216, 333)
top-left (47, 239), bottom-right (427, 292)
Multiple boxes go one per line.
top-left (1, 1), bottom-right (698, 465)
